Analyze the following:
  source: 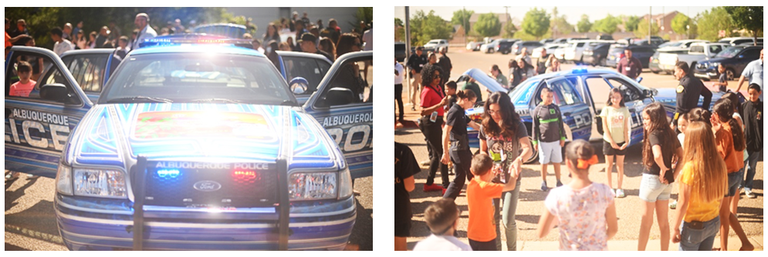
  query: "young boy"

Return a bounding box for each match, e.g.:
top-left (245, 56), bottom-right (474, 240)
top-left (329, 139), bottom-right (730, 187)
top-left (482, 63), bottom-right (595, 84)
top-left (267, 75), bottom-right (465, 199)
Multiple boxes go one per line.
top-left (444, 81), bottom-right (458, 112)
top-left (467, 153), bottom-right (519, 250)
top-left (9, 61), bottom-right (36, 97)
top-left (715, 64), bottom-right (729, 92)
top-left (741, 83), bottom-right (762, 198)
top-left (532, 87), bottom-right (566, 191)
top-left (413, 198), bottom-right (472, 251)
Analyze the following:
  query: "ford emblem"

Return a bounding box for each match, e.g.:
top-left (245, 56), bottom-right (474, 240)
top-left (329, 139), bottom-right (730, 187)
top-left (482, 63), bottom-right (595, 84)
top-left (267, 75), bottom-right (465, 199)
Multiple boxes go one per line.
top-left (193, 180), bottom-right (222, 192)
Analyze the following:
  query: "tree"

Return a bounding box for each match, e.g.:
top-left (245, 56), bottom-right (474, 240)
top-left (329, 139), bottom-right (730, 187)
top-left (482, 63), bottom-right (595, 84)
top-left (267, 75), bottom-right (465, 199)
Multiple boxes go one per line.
top-left (350, 7), bottom-right (373, 32)
top-left (549, 7), bottom-right (574, 38)
top-left (576, 14), bottom-right (592, 33)
top-left (474, 13), bottom-right (501, 38)
top-left (409, 10), bottom-right (452, 46)
top-left (671, 13), bottom-right (692, 39)
top-left (451, 8), bottom-right (474, 33)
top-left (395, 18), bottom-right (404, 42)
top-left (624, 15), bottom-right (641, 32)
top-left (696, 7), bottom-right (737, 41)
top-left (503, 21), bottom-right (517, 38)
top-left (634, 18), bottom-right (659, 38)
top-left (593, 14), bottom-right (620, 34)
top-left (521, 8), bottom-right (550, 40)
top-left (724, 6), bottom-right (763, 45)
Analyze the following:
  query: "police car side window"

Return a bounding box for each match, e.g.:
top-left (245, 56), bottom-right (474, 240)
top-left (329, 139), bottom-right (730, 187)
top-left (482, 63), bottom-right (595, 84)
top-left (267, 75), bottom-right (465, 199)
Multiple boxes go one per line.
top-left (69, 55), bottom-right (107, 93)
top-left (317, 56), bottom-right (371, 107)
top-left (607, 78), bottom-right (641, 101)
top-left (551, 79), bottom-right (579, 106)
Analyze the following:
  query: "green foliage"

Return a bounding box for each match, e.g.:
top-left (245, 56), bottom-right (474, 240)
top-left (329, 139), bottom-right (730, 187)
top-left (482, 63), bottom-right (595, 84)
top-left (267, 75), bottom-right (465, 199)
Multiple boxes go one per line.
top-left (576, 14), bottom-right (592, 33)
top-left (409, 10), bottom-right (452, 46)
top-left (624, 15), bottom-right (641, 32)
top-left (724, 6), bottom-right (763, 43)
top-left (633, 18), bottom-right (659, 38)
top-left (451, 9), bottom-right (474, 32)
top-left (350, 7), bottom-right (373, 32)
top-left (593, 14), bottom-right (620, 34)
top-left (550, 15), bottom-right (574, 38)
top-left (503, 20), bottom-right (517, 38)
top-left (395, 18), bottom-right (405, 42)
top-left (521, 8), bottom-right (550, 40)
top-left (696, 7), bottom-right (736, 41)
top-left (513, 30), bottom-right (539, 41)
top-left (671, 13), bottom-right (691, 36)
top-left (474, 13), bottom-right (501, 38)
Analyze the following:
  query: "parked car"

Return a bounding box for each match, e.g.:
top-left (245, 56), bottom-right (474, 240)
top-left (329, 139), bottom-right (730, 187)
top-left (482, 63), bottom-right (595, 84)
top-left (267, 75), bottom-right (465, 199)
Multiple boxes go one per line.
top-left (531, 44), bottom-right (563, 60)
top-left (596, 34), bottom-right (614, 40)
top-left (540, 38), bottom-right (555, 45)
top-left (657, 42), bottom-right (729, 74)
top-left (581, 43), bottom-right (612, 66)
top-left (605, 44), bottom-right (656, 68)
top-left (694, 45), bottom-right (762, 81)
top-left (564, 40), bottom-right (614, 64)
top-left (650, 48), bottom-right (687, 74)
top-left (718, 37), bottom-right (763, 46)
top-left (5, 43), bottom-right (372, 250)
top-left (512, 41), bottom-right (544, 55)
top-left (480, 40), bottom-right (500, 53)
top-left (466, 41), bottom-right (483, 51)
top-left (656, 39), bottom-right (710, 50)
top-left (424, 39), bottom-right (449, 53)
top-left (496, 39), bottom-right (520, 54)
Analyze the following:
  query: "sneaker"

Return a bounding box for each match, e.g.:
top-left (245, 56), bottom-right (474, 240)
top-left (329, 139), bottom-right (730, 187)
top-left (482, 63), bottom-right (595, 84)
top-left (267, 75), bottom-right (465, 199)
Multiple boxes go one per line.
top-left (411, 106), bottom-right (416, 111)
top-left (745, 188), bottom-right (756, 199)
top-left (424, 184), bottom-right (444, 192)
top-left (615, 189), bottom-right (626, 198)
top-left (556, 181), bottom-right (563, 187)
top-left (541, 181), bottom-right (548, 191)
top-left (420, 160), bottom-right (430, 166)
top-left (669, 200), bottom-right (677, 209)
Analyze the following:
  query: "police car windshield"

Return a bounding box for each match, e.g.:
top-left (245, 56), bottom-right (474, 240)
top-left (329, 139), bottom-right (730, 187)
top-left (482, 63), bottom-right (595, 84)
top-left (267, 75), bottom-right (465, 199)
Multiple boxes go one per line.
top-left (100, 54), bottom-right (295, 105)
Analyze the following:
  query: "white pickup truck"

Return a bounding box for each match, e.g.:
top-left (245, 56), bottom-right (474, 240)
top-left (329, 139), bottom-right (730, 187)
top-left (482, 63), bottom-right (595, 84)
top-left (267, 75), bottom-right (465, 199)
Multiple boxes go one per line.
top-left (658, 42), bottom-right (729, 73)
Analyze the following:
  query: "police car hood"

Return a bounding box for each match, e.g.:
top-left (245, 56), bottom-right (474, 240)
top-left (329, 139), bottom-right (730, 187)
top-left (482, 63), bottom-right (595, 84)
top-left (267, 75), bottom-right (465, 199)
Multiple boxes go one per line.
top-left (66, 103), bottom-right (343, 170)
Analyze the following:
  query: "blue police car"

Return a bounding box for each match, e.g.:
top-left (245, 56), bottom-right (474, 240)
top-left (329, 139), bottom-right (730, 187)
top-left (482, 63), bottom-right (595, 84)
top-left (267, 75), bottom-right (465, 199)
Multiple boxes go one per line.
top-left (459, 67), bottom-right (658, 163)
top-left (5, 39), bottom-right (371, 250)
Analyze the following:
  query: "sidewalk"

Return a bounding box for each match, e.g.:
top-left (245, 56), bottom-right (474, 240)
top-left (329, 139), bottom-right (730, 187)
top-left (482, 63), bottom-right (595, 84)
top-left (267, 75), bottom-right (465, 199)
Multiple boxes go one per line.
top-left (519, 235), bottom-right (763, 251)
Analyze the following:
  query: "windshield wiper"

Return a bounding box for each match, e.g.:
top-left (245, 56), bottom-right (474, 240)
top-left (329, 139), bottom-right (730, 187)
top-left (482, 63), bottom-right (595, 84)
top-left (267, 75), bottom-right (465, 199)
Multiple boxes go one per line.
top-left (106, 96), bottom-right (173, 103)
top-left (190, 98), bottom-right (241, 103)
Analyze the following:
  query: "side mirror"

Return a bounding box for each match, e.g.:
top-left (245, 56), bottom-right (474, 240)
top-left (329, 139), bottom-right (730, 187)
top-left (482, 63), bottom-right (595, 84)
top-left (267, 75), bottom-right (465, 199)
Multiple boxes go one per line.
top-left (289, 77), bottom-right (309, 94)
top-left (636, 77), bottom-right (643, 83)
top-left (319, 87), bottom-right (356, 107)
top-left (738, 55), bottom-right (744, 59)
top-left (643, 88), bottom-right (658, 98)
top-left (40, 83), bottom-right (69, 103)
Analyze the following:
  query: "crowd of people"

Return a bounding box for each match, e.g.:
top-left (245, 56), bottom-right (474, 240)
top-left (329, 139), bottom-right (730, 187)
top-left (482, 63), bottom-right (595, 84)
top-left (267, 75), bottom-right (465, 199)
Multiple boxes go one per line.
top-left (396, 43), bottom-right (763, 251)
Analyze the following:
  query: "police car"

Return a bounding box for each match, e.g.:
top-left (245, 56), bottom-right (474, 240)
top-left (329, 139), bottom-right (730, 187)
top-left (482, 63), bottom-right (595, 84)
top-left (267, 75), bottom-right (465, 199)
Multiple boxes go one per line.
top-left (459, 67), bottom-right (658, 163)
top-left (5, 40), bottom-right (371, 249)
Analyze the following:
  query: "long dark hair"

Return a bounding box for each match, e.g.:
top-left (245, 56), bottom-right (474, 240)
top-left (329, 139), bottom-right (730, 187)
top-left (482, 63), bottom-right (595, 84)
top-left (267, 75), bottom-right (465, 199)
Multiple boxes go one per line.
top-left (722, 92), bottom-right (742, 117)
top-left (482, 92), bottom-right (521, 139)
top-left (335, 33), bottom-right (359, 58)
top-left (642, 102), bottom-right (679, 168)
top-left (712, 98), bottom-right (746, 152)
top-left (606, 88), bottom-right (626, 107)
top-left (456, 89), bottom-right (476, 101)
top-left (683, 107), bottom-right (712, 127)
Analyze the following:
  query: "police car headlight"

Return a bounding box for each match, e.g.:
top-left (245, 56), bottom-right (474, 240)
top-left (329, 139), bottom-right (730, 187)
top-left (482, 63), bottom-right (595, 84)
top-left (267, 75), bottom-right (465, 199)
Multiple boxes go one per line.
top-left (72, 169), bottom-right (128, 198)
top-left (55, 164), bottom-right (73, 195)
top-left (288, 168), bottom-right (352, 200)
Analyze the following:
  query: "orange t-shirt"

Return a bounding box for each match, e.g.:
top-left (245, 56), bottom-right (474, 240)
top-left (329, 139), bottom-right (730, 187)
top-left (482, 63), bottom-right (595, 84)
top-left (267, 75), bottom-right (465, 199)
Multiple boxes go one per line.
top-left (714, 124), bottom-right (740, 173)
top-left (5, 32), bottom-right (12, 48)
top-left (467, 177), bottom-right (503, 242)
top-left (9, 80), bottom-right (37, 97)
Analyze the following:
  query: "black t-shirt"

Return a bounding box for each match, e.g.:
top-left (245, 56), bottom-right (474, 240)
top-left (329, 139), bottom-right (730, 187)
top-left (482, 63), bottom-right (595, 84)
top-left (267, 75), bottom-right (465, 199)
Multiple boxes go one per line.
top-left (510, 67), bottom-right (523, 87)
top-left (407, 54), bottom-right (427, 73)
top-left (446, 104), bottom-right (471, 151)
top-left (675, 75), bottom-right (712, 116)
top-left (395, 142), bottom-right (420, 223)
top-left (718, 73), bottom-right (727, 92)
top-left (478, 119), bottom-right (529, 182)
top-left (742, 100), bottom-right (763, 152)
top-left (645, 130), bottom-right (676, 183)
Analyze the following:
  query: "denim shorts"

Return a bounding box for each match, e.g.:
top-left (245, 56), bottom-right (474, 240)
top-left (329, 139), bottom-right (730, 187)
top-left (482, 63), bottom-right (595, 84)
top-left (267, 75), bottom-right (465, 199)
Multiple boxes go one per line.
top-left (639, 174), bottom-right (673, 202)
top-left (538, 141), bottom-right (562, 164)
top-left (679, 216), bottom-right (720, 251)
top-left (725, 170), bottom-right (744, 197)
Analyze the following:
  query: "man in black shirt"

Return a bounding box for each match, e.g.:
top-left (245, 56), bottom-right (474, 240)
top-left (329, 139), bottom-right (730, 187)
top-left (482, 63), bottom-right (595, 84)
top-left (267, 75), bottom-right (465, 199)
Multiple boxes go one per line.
top-left (298, 33), bottom-right (333, 62)
top-left (673, 61), bottom-right (712, 127)
top-left (406, 47), bottom-right (427, 110)
top-left (438, 47), bottom-right (452, 85)
top-left (395, 142), bottom-right (419, 250)
top-left (9, 19), bottom-right (29, 38)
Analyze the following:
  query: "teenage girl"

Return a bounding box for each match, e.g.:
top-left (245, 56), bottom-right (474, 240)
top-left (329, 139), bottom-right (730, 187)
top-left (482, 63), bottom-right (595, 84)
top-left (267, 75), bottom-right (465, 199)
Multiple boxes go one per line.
top-left (441, 89), bottom-right (479, 199)
top-left (670, 121), bottom-right (728, 250)
top-left (637, 102), bottom-right (684, 251)
top-left (537, 139), bottom-right (618, 250)
top-left (711, 98), bottom-right (753, 251)
top-left (600, 88), bottom-right (631, 198)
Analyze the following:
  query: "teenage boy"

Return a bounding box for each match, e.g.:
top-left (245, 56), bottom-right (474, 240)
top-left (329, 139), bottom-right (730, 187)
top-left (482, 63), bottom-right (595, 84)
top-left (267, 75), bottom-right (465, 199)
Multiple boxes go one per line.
top-left (533, 87), bottom-right (566, 191)
top-left (413, 198), bottom-right (472, 251)
top-left (741, 83), bottom-right (762, 198)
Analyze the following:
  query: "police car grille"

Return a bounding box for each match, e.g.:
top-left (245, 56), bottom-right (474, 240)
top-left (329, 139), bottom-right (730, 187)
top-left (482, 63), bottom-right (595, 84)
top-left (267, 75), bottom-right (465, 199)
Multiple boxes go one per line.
top-left (144, 168), bottom-right (278, 207)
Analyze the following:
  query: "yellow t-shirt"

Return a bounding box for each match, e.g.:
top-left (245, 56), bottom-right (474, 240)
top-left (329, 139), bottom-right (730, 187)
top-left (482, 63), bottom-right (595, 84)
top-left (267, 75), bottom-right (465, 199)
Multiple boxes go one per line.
top-left (467, 177), bottom-right (503, 242)
top-left (679, 162), bottom-right (722, 223)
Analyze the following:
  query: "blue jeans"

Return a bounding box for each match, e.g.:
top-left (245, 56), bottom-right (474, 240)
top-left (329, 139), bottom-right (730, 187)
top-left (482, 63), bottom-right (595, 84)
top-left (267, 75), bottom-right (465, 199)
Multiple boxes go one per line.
top-left (493, 180), bottom-right (521, 251)
top-left (743, 149), bottom-right (761, 190)
top-left (678, 216), bottom-right (720, 251)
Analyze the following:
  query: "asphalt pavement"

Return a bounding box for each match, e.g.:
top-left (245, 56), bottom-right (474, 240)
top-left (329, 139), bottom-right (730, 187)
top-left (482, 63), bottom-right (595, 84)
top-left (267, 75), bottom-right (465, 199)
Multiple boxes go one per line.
top-left (395, 46), bottom-right (763, 251)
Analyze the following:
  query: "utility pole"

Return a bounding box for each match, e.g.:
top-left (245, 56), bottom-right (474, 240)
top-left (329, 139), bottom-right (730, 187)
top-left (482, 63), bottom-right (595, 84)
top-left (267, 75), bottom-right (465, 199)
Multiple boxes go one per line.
top-left (648, 6), bottom-right (652, 43)
top-left (504, 6), bottom-right (510, 38)
top-left (405, 7), bottom-right (412, 104)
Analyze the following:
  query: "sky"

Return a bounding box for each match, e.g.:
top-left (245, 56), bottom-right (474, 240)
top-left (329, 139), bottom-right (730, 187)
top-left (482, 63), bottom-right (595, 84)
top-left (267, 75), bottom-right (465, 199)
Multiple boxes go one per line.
top-left (394, 6), bottom-right (718, 25)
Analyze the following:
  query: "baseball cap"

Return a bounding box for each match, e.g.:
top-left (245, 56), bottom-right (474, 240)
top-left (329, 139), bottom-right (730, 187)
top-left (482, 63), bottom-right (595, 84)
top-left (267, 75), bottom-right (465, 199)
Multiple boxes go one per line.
top-left (297, 33), bottom-right (316, 43)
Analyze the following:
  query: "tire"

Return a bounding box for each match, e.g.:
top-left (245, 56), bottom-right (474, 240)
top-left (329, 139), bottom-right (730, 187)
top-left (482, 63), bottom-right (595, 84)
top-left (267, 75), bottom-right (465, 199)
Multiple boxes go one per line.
top-left (726, 68), bottom-right (736, 81)
top-left (652, 70), bottom-right (659, 74)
